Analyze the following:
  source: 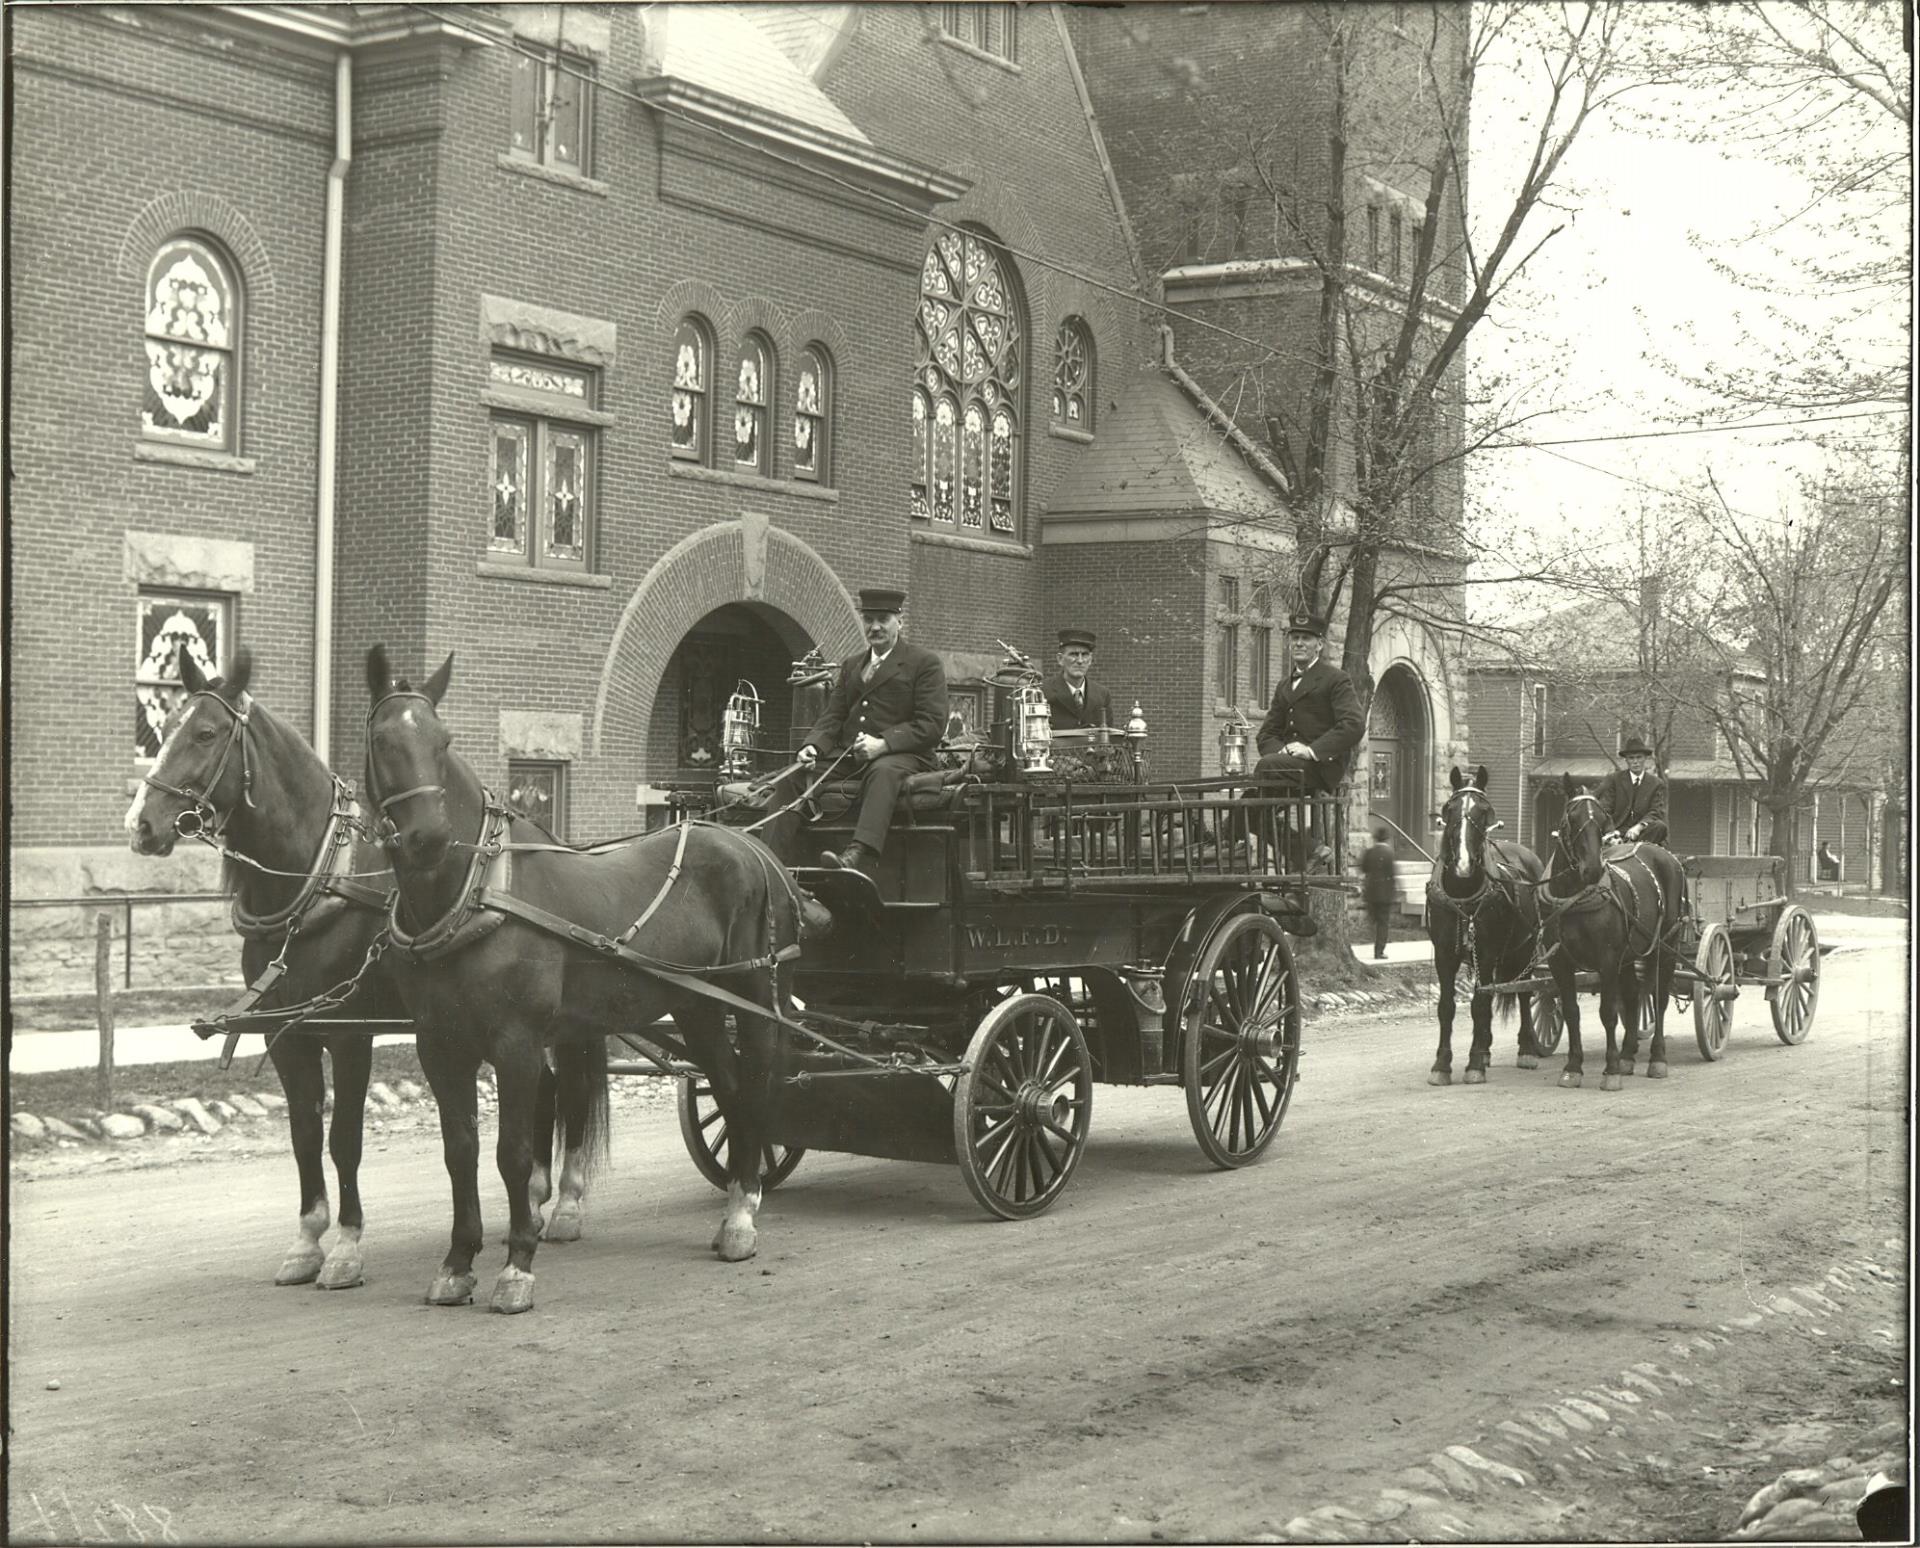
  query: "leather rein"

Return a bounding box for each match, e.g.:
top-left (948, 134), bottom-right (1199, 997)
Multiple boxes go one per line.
top-left (140, 688), bottom-right (258, 841)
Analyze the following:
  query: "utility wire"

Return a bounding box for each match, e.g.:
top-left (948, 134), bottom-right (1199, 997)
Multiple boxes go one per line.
top-left (406, 6), bottom-right (1901, 466)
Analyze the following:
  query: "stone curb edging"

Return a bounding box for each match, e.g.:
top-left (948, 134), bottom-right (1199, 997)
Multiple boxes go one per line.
top-left (10, 1080), bottom-right (433, 1147)
top-left (1268, 1245), bottom-right (1909, 1543)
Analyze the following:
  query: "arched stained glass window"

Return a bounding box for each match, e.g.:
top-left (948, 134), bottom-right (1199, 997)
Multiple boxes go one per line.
top-left (1052, 317), bottom-right (1094, 432)
top-left (913, 229), bottom-right (1023, 538)
top-left (671, 316), bottom-right (712, 463)
top-left (143, 236), bottom-right (239, 450)
top-left (734, 333), bottom-right (772, 474)
top-left (794, 345), bottom-right (831, 483)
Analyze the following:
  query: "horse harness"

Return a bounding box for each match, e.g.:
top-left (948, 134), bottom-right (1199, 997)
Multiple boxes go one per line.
top-left (141, 687), bottom-right (260, 840)
top-left (1542, 793), bottom-right (1683, 973)
top-left (1428, 789), bottom-right (1537, 981)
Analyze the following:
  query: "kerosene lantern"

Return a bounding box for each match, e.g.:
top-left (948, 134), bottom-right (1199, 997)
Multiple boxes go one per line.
top-left (1217, 707), bottom-right (1251, 776)
top-left (1124, 699), bottom-right (1149, 781)
top-left (1015, 680), bottom-right (1054, 773)
top-left (721, 679), bottom-right (763, 778)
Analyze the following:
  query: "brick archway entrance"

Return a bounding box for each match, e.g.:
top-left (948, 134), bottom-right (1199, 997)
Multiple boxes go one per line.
top-left (593, 520), bottom-right (863, 784)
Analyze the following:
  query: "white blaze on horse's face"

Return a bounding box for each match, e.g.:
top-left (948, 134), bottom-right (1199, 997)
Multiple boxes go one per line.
top-left (1449, 790), bottom-right (1483, 880)
top-left (125, 695), bottom-right (208, 852)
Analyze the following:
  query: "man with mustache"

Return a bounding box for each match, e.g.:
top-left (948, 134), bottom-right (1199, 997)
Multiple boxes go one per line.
top-left (798, 586), bottom-right (949, 878)
top-left (1252, 609), bottom-right (1364, 886)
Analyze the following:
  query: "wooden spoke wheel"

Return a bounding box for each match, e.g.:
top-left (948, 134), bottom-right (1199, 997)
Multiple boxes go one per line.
top-left (676, 1076), bottom-right (805, 1193)
top-left (952, 993), bottom-right (1093, 1220)
top-left (1528, 986), bottom-right (1564, 1056)
top-left (1181, 911), bottom-right (1300, 1169)
top-left (1768, 905), bottom-right (1820, 1046)
top-left (1691, 921), bottom-right (1736, 1061)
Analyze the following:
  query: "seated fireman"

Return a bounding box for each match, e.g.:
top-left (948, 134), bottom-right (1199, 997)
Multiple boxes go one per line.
top-left (1252, 609), bottom-right (1365, 865)
top-left (1043, 628), bottom-right (1112, 731)
top-left (1595, 735), bottom-right (1669, 846)
top-left (800, 586), bottom-right (949, 878)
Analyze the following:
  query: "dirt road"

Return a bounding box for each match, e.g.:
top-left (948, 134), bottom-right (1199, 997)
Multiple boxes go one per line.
top-left (8, 944), bottom-right (1908, 1543)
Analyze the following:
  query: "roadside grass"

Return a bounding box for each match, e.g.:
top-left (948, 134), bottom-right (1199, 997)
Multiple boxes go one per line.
top-left (9, 1044), bottom-right (428, 1120)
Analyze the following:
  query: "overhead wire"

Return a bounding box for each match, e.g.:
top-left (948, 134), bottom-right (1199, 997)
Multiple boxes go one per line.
top-left (404, 5), bottom-right (1906, 462)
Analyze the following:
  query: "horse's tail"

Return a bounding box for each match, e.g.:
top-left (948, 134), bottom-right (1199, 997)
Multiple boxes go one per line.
top-left (552, 1036), bottom-right (610, 1180)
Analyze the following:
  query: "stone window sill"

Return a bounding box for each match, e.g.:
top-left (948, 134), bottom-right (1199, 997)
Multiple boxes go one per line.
top-left (667, 462), bottom-right (840, 503)
top-left (496, 154), bottom-right (609, 197)
top-left (936, 34), bottom-right (1022, 73)
top-left (1048, 424), bottom-right (1095, 444)
top-left (475, 562), bottom-right (614, 589)
top-left (910, 528), bottom-right (1032, 559)
top-left (135, 443), bottom-right (257, 475)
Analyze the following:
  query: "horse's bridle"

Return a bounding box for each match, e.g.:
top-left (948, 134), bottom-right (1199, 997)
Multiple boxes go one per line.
top-left (363, 689), bottom-right (448, 848)
top-left (1555, 792), bottom-right (1605, 877)
top-left (141, 689), bottom-right (257, 839)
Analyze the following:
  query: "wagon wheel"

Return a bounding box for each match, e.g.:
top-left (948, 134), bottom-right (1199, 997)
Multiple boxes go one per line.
top-left (1528, 984), bottom-right (1564, 1056)
top-left (952, 992), bottom-right (1093, 1220)
top-left (1691, 921), bottom-right (1735, 1062)
top-left (676, 1077), bottom-right (806, 1193)
top-left (1767, 905), bottom-right (1820, 1045)
top-left (1181, 912), bottom-right (1300, 1168)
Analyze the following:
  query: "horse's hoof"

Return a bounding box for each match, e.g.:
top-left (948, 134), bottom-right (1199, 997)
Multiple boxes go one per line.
top-left (1646, 1062), bottom-right (1669, 1080)
top-left (274, 1243), bottom-right (325, 1286)
top-left (1619, 1063), bottom-right (1636, 1079)
top-left (1559, 1071), bottom-right (1583, 1088)
top-left (315, 1248), bottom-right (366, 1290)
top-left (545, 1203), bottom-right (584, 1244)
top-left (715, 1225), bottom-right (758, 1263)
top-left (1601, 1072), bottom-right (1624, 1092)
top-left (1516, 1054), bottom-right (1539, 1070)
top-left (1427, 1069), bottom-right (1452, 1087)
top-left (426, 1273), bottom-right (476, 1306)
top-left (489, 1266), bottom-right (536, 1315)
top-left (1463, 1068), bottom-right (1486, 1086)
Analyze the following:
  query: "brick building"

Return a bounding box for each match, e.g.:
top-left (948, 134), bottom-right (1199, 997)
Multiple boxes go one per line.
top-left (9, 3), bottom-right (1475, 969)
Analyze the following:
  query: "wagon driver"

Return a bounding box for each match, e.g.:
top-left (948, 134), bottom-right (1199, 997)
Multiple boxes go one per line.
top-left (1252, 609), bottom-right (1365, 873)
top-left (1596, 734), bottom-right (1668, 847)
top-left (799, 586), bottom-right (949, 879)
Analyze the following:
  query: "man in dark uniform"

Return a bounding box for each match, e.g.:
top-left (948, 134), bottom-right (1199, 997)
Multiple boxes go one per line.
top-left (1252, 610), bottom-right (1365, 874)
top-left (1359, 827), bottom-right (1399, 959)
top-left (1042, 628), bottom-right (1112, 731)
top-left (1595, 735), bottom-right (1669, 846)
top-left (801, 586), bottom-right (948, 878)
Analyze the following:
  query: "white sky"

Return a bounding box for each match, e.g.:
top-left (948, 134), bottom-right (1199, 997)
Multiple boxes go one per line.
top-left (1459, 1), bottom-right (1910, 604)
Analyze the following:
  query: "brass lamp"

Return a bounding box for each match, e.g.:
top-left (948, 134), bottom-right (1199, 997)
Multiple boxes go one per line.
top-left (1014, 681), bottom-right (1054, 773)
top-left (1124, 699), bottom-right (1149, 782)
top-left (1218, 708), bottom-right (1251, 776)
top-left (720, 679), bottom-right (763, 778)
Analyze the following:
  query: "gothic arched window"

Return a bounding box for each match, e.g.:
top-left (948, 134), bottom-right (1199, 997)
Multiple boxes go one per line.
top-left (670, 316), bottom-right (713, 463)
top-left (794, 345), bottom-right (831, 483)
top-left (912, 229), bottom-right (1023, 536)
top-left (143, 236), bottom-right (240, 451)
top-left (1052, 317), bottom-right (1094, 432)
top-left (734, 332), bottom-right (773, 475)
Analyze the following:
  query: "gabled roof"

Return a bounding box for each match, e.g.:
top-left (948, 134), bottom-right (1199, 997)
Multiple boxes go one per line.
top-left (1045, 371), bottom-right (1288, 525)
top-left (744, 5), bottom-right (856, 79)
top-left (648, 5), bottom-right (869, 146)
top-left (1469, 593), bottom-right (1764, 677)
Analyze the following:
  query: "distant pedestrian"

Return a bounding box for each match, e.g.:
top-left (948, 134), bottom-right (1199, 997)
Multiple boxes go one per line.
top-left (1817, 839), bottom-right (1840, 881)
top-left (1359, 827), bottom-right (1398, 960)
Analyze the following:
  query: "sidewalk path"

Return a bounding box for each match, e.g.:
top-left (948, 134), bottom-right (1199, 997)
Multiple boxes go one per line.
top-left (7, 913), bottom-right (1901, 1077)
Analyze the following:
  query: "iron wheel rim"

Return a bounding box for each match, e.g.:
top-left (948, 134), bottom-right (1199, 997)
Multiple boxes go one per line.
top-left (1182, 912), bottom-right (1299, 1168)
top-left (1692, 922), bottom-right (1734, 1060)
top-left (1769, 906), bottom-right (1819, 1045)
top-left (953, 993), bottom-right (1092, 1220)
top-left (677, 1076), bottom-right (805, 1192)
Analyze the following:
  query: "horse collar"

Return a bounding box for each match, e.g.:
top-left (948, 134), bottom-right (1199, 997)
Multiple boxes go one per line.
top-left (385, 799), bottom-right (514, 964)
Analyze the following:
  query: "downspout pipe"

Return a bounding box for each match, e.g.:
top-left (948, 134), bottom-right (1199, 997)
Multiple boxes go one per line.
top-left (314, 49), bottom-right (350, 764)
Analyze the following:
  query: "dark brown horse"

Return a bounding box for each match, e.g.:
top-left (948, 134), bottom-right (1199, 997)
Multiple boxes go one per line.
top-left (362, 645), bottom-right (810, 1313)
top-left (125, 648), bottom-right (608, 1286)
top-left (1541, 774), bottom-right (1689, 1090)
top-left (1424, 766), bottom-right (1548, 1085)
top-left (125, 646), bottom-right (400, 1288)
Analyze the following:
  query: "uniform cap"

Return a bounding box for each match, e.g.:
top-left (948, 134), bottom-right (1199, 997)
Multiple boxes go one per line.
top-left (1057, 628), bottom-right (1096, 651)
top-left (1286, 611), bottom-right (1326, 637)
top-left (857, 587), bottom-right (907, 616)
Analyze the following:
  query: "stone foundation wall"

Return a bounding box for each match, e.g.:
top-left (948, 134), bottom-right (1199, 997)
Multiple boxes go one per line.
top-left (9, 846), bottom-right (244, 998)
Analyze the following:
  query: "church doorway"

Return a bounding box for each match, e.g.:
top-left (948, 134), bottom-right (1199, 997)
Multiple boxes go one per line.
top-left (649, 603), bottom-right (812, 779)
top-left (1366, 664), bottom-right (1431, 855)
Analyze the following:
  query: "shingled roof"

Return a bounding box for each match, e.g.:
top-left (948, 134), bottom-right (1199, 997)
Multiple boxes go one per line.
top-left (648, 5), bottom-right (869, 145)
top-left (1045, 371), bottom-right (1288, 527)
